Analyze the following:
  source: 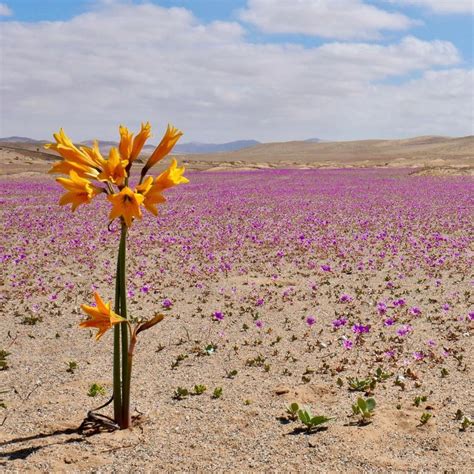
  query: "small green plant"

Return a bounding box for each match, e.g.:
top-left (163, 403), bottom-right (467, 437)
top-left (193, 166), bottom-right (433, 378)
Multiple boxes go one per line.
top-left (0, 350), bottom-right (10, 371)
top-left (171, 353), bottom-right (188, 369)
top-left (212, 387), bottom-right (223, 399)
top-left (394, 375), bottom-right (406, 390)
top-left (414, 395), bottom-right (428, 407)
top-left (460, 416), bottom-right (472, 431)
top-left (440, 367), bottom-right (449, 378)
top-left (245, 354), bottom-right (266, 367)
top-left (373, 367), bottom-right (392, 382)
top-left (297, 408), bottom-right (332, 432)
top-left (347, 377), bottom-right (375, 392)
top-left (336, 377), bottom-right (344, 388)
top-left (226, 369), bottom-right (238, 379)
top-left (193, 384), bottom-right (207, 395)
top-left (419, 412), bottom-right (432, 425)
top-left (244, 399), bottom-right (252, 405)
top-left (352, 397), bottom-right (376, 424)
top-left (173, 387), bottom-right (189, 400)
top-left (66, 361), bottom-right (78, 373)
top-left (204, 343), bottom-right (217, 355)
top-left (286, 402), bottom-right (300, 421)
top-left (87, 383), bottom-right (106, 397)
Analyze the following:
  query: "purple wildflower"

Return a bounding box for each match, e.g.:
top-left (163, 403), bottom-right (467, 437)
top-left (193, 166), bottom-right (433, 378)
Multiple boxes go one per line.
top-left (321, 264), bottom-right (331, 272)
top-left (306, 316), bottom-right (316, 327)
top-left (352, 324), bottom-right (370, 334)
top-left (377, 302), bottom-right (388, 315)
top-left (385, 349), bottom-right (396, 358)
top-left (332, 317), bottom-right (347, 329)
top-left (162, 298), bottom-right (173, 309)
top-left (396, 324), bottom-right (412, 337)
top-left (410, 306), bottom-right (422, 316)
top-left (413, 351), bottom-right (425, 361)
top-left (213, 311), bottom-right (224, 321)
top-left (393, 298), bottom-right (406, 307)
top-left (255, 319), bottom-right (264, 329)
top-left (340, 294), bottom-right (353, 303)
top-left (343, 338), bottom-right (353, 350)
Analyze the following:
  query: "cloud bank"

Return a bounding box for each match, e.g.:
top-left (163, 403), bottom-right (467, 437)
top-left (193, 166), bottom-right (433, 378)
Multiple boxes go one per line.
top-left (0, 2), bottom-right (472, 142)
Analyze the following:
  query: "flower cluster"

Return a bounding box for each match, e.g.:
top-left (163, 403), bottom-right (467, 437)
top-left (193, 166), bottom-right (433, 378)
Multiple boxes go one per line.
top-left (48, 123), bottom-right (188, 227)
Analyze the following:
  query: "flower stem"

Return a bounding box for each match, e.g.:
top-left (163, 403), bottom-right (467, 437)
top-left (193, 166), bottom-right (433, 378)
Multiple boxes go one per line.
top-left (113, 226), bottom-right (123, 425)
top-left (118, 222), bottom-right (130, 428)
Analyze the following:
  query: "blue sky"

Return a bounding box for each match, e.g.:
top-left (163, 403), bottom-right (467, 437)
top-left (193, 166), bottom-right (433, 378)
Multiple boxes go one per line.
top-left (1, 0), bottom-right (473, 141)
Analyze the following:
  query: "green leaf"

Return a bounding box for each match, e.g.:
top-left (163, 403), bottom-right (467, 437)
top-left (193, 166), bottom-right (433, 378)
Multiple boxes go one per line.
top-left (289, 402), bottom-right (299, 413)
top-left (366, 398), bottom-right (376, 412)
top-left (310, 416), bottom-right (332, 426)
top-left (298, 409), bottom-right (312, 425)
top-left (357, 397), bottom-right (367, 412)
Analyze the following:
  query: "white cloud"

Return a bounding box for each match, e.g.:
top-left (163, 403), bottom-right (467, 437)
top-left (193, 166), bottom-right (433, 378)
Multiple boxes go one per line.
top-left (391, 0), bottom-right (474, 14)
top-left (0, 2), bottom-right (12, 16)
top-left (239, 0), bottom-right (417, 40)
top-left (0, 3), bottom-right (471, 142)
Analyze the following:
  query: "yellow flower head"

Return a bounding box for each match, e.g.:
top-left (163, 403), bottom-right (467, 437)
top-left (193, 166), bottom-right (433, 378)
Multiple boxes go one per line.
top-left (98, 147), bottom-right (128, 186)
top-left (56, 170), bottom-right (103, 211)
top-left (153, 158), bottom-right (189, 192)
top-left (108, 186), bottom-right (145, 227)
top-left (118, 125), bottom-right (134, 161)
top-left (80, 292), bottom-right (125, 340)
top-left (144, 124), bottom-right (183, 172)
top-left (136, 176), bottom-right (166, 216)
top-left (46, 128), bottom-right (101, 179)
top-left (81, 140), bottom-right (106, 169)
top-left (129, 122), bottom-right (152, 162)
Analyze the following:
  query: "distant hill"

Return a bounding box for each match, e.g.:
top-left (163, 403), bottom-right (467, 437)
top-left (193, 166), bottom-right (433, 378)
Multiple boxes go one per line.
top-left (304, 137), bottom-right (322, 143)
top-left (183, 135), bottom-right (474, 168)
top-left (173, 140), bottom-right (260, 154)
top-left (77, 139), bottom-right (261, 155)
top-left (0, 136), bottom-right (46, 144)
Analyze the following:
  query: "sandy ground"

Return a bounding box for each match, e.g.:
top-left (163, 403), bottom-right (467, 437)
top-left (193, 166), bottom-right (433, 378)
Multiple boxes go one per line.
top-left (0, 159), bottom-right (473, 472)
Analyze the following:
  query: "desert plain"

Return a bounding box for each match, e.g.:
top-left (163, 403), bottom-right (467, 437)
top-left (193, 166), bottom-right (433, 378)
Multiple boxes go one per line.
top-left (0, 137), bottom-right (473, 472)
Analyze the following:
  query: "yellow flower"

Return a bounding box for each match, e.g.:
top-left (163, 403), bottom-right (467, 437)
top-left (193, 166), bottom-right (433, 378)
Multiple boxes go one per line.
top-left (80, 292), bottom-right (125, 341)
top-left (98, 147), bottom-right (128, 186)
top-left (108, 186), bottom-right (145, 227)
top-left (46, 128), bottom-right (102, 179)
top-left (129, 122), bottom-right (152, 162)
top-left (153, 158), bottom-right (189, 192)
top-left (56, 170), bottom-right (103, 211)
top-left (144, 124), bottom-right (183, 171)
top-left (136, 176), bottom-right (166, 216)
top-left (81, 140), bottom-right (106, 169)
top-left (118, 125), bottom-right (134, 161)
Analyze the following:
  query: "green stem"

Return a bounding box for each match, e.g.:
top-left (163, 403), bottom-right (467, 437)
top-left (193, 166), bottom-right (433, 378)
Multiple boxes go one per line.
top-left (119, 222), bottom-right (130, 428)
top-left (113, 227), bottom-right (123, 425)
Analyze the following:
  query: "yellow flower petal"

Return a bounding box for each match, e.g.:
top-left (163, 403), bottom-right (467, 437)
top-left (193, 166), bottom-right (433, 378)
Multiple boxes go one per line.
top-left (144, 124), bottom-right (182, 171)
top-left (129, 122), bottom-right (151, 162)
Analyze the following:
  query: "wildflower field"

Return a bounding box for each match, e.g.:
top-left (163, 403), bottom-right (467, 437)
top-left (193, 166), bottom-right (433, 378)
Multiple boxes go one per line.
top-left (1, 168), bottom-right (473, 471)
